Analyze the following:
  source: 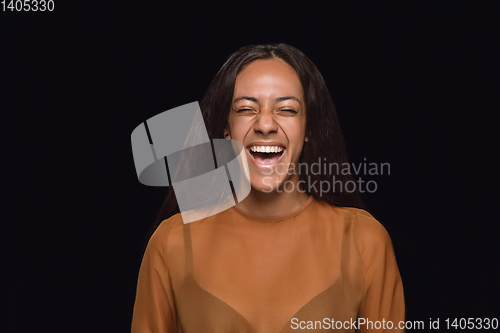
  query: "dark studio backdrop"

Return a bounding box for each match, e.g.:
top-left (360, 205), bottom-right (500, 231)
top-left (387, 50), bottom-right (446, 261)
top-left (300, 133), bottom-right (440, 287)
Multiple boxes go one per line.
top-left (2, 2), bottom-right (497, 332)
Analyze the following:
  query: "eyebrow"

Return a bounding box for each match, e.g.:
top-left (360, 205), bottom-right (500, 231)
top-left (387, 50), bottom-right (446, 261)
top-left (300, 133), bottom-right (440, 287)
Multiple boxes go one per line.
top-left (233, 96), bottom-right (258, 103)
top-left (233, 96), bottom-right (300, 104)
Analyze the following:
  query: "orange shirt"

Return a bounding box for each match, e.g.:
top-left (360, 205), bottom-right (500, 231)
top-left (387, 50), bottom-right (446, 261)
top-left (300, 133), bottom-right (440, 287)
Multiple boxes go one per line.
top-left (132, 196), bottom-right (405, 332)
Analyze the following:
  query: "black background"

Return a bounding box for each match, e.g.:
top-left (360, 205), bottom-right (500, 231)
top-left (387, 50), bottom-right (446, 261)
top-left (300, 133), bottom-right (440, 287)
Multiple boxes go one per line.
top-left (2, 2), bottom-right (498, 332)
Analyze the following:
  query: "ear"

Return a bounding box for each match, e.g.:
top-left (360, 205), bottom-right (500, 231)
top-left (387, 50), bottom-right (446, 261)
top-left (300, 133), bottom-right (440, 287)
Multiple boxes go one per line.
top-left (304, 134), bottom-right (309, 143)
top-left (223, 127), bottom-right (231, 139)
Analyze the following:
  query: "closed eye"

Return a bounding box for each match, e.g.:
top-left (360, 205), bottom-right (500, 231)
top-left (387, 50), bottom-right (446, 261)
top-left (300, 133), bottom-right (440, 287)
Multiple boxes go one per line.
top-left (237, 108), bottom-right (256, 113)
top-left (278, 109), bottom-right (298, 114)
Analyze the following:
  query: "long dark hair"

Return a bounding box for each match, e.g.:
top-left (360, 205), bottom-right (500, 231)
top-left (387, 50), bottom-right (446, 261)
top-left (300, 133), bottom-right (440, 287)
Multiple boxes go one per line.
top-left (150, 43), bottom-right (365, 236)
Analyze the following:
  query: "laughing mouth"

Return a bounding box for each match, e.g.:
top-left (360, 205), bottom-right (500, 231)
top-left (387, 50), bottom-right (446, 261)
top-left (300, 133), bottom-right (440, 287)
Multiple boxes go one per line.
top-left (248, 145), bottom-right (285, 165)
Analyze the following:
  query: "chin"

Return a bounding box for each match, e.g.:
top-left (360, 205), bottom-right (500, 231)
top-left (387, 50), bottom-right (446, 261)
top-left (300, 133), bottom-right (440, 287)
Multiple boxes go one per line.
top-left (249, 173), bottom-right (291, 194)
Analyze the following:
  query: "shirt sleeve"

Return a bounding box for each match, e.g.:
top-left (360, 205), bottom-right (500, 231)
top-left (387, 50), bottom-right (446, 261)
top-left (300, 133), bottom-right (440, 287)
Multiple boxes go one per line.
top-left (354, 211), bottom-right (406, 333)
top-left (131, 218), bottom-right (179, 333)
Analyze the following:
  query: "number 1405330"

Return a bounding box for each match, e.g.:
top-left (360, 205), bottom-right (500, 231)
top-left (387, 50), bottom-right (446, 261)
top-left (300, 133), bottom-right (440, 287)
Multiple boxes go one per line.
top-left (2, 0), bottom-right (54, 11)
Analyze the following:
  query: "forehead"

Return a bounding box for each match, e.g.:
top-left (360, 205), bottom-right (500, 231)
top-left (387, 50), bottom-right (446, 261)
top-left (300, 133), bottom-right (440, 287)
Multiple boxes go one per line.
top-left (233, 59), bottom-right (303, 99)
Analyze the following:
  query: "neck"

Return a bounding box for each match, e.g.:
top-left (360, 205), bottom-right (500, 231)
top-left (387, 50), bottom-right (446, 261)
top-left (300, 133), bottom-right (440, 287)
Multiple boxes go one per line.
top-left (235, 182), bottom-right (310, 218)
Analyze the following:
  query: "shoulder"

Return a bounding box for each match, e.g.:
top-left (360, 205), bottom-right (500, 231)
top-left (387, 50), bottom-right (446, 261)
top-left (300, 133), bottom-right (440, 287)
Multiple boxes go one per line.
top-left (152, 213), bottom-right (184, 239)
top-left (312, 202), bottom-right (392, 246)
top-left (339, 206), bottom-right (394, 253)
top-left (147, 213), bottom-right (185, 256)
top-left (337, 208), bottom-right (400, 276)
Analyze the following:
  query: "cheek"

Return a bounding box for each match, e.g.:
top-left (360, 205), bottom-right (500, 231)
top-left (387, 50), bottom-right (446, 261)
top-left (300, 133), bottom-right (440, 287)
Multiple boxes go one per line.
top-left (228, 123), bottom-right (243, 140)
top-left (284, 121), bottom-right (307, 162)
top-left (228, 117), bottom-right (253, 139)
top-left (282, 119), bottom-right (307, 144)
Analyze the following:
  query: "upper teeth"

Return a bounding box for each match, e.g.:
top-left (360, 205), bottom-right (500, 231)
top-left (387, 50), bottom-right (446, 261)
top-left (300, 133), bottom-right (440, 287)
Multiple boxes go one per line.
top-left (249, 146), bottom-right (284, 153)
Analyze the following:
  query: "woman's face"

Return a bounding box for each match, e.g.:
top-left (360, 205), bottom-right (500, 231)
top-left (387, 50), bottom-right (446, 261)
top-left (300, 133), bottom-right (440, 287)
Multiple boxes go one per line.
top-left (225, 58), bottom-right (308, 193)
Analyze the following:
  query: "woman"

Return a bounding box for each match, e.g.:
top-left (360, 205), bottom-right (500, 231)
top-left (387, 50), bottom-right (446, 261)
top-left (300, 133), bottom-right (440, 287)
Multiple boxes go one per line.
top-left (132, 43), bottom-right (405, 332)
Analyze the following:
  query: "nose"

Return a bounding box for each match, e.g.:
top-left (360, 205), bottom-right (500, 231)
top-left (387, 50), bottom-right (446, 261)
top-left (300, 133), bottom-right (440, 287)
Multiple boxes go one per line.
top-left (253, 111), bottom-right (278, 135)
